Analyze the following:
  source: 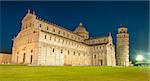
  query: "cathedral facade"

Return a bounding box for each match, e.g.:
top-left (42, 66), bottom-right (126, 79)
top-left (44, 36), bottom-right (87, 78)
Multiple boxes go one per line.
top-left (11, 10), bottom-right (129, 66)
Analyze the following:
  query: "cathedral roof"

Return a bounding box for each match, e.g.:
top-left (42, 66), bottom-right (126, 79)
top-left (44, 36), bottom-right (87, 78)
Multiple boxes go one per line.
top-left (89, 36), bottom-right (108, 40)
top-left (89, 33), bottom-right (110, 40)
top-left (88, 42), bottom-right (109, 46)
top-left (36, 17), bottom-right (84, 38)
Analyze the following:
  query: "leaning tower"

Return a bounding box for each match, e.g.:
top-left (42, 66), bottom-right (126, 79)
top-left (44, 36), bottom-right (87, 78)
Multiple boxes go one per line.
top-left (116, 25), bottom-right (129, 66)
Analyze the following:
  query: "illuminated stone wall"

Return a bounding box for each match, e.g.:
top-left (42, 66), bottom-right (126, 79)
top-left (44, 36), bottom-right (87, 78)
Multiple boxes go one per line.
top-left (12, 10), bottom-right (116, 66)
top-left (0, 53), bottom-right (12, 64)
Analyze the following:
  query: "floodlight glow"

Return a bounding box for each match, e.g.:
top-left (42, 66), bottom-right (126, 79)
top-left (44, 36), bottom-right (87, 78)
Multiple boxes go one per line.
top-left (136, 55), bottom-right (143, 61)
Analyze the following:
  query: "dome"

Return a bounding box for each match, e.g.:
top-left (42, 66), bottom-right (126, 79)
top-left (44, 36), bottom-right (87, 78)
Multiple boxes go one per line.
top-left (74, 22), bottom-right (89, 39)
top-left (74, 22), bottom-right (89, 34)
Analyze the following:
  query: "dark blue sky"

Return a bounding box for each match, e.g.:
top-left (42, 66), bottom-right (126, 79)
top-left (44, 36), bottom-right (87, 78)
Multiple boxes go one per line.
top-left (0, 1), bottom-right (149, 60)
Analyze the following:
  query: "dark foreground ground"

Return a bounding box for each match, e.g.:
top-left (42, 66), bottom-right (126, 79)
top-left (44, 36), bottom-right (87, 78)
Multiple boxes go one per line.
top-left (0, 65), bottom-right (149, 81)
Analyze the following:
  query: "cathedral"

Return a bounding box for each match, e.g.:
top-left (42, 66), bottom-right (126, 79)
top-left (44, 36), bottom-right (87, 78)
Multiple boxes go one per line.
top-left (11, 10), bottom-right (129, 66)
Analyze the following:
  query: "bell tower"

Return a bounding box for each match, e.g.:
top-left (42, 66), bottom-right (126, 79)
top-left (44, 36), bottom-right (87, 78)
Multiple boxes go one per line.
top-left (116, 25), bottom-right (129, 66)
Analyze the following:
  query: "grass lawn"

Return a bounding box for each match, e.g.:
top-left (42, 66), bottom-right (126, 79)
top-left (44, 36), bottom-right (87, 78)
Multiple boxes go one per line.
top-left (0, 65), bottom-right (149, 81)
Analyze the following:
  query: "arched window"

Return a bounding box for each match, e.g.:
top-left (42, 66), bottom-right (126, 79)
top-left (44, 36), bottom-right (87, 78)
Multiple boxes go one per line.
top-left (17, 51), bottom-right (19, 54)
top-left (73, 51), bottom-right (75, 55)
top-left (94, 55), bottom-right (96, 59)
top-left (68, 50), bottom-right (69, 55)
top-left (53, 48), bottom-right (54, 53)
top-left (30, 55), bottom-right (33, 64)
top-left (45, 35), bottom-right (47, 39)
top-left (39, 24), bottom-right (42, 27)
top-left (47, 26), bottom-right (48, 30)
top-left (23, 53), bottom-right (25, 63)
top-left (100, 60), bottom-right (103, 65)
top-left (53, 29), bottom-right (55, 32)
top-left (31, 50), bottom-right (33, 53)
top-left (104, 39), bottom-right (106, 42)
top-left (61, 49), bottom-right (63, 54)
top-left (124, 35), bottom-right (126, 37)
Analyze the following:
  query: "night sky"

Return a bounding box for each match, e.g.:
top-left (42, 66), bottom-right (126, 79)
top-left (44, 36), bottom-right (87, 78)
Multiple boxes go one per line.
top-left (0, 1), bottom-right (149, 61)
